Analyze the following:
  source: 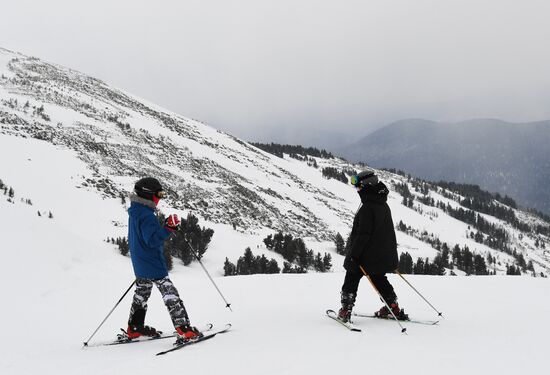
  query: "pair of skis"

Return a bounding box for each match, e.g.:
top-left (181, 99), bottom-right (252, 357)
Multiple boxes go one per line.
top-left (326, 309), bottom-right (439, 332)
top-left (85, 323), bottom-right (231, 356)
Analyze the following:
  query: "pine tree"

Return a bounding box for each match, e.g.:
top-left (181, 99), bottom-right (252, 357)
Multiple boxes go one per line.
top-left (413, 258), bottom-right (425, 274)
top-left (397, 220), bottom-right (408, 232)
top-left (440, 243), bottom-right (450, 268)
top-left (282, 262), bottom-right (293, 273)
top-left (236, 248), bottom-right (256, 275)
top-left (224, 257), bottom-right (237, 276)
top-left (263, 234), bottom-right (273, 249)
top-left (334, 233), bottom-right (346, 255)
top-left (257, 254), bottom-right (269, 273)
top-left (323, 253), bottom-right (332, 271)
top-left (473, 254), bottom-right (488, 275)
top-left (432, 254), bottom-right (446, 275)
top-left (267, 259), bottom-right (280, 274)
top-left (118, 237), bottom-right (129, 256)
top-left (314, 253), bottom-right (325, 272)
top-left (398, 252), bottom-right (414, 274)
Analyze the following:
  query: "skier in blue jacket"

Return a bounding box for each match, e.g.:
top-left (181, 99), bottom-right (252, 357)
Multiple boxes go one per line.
top-left (126, 177), bottom-right (201, 340)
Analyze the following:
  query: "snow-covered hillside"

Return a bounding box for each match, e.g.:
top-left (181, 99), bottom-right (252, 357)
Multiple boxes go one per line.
top-left (1, 46), bottom-right (549, 277)
top-left (0, 46), bottom-right (355, 241)
top-left (1, 46), bottom-right (550, 375)
top-left (1, 181), bottom-right (549, 374)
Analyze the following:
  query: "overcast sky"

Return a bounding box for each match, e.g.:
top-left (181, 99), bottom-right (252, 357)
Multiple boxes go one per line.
top-left (2, 0), bottom-right (550, 148)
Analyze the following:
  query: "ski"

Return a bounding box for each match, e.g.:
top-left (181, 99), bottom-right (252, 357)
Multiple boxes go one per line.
top-left (85, 324), bottom-right (214, 347)
top-left (326, 309), bottom-right (361, 332)
top-left (107, 331), bottom-right (175, 346)
top-left (155, 323), bottom-right (232, 356)
top-left (352, 313), bottom-right (439, 325)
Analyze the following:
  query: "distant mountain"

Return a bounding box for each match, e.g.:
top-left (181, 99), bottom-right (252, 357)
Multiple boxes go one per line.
top-left (338, 118), bottom-right (550, 215)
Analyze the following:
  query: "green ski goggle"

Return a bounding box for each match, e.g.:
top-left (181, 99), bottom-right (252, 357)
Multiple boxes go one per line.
top-left (350, 175), bottom-right (360, 186)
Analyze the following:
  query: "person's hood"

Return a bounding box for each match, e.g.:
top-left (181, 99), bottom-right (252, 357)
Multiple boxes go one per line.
top-left (129, 192), bottom-right (157, 210)
top-left (358, 181), bottom-right (389, 204)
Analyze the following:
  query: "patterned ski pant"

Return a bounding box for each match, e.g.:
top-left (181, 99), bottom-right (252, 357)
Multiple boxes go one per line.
top-left (128, 277), bottom-right (190, 329)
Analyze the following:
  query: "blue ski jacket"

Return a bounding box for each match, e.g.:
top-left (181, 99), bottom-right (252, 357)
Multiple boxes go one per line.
top-left (128, 200), bottom-right (172, 279)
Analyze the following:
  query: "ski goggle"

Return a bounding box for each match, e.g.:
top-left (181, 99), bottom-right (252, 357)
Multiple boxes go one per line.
top-left (350, 175), bottom-right (361, 186)
top-left (155, 190), bottom-right (166, 199)
top-left (350, 172), bottom-right (375, 187)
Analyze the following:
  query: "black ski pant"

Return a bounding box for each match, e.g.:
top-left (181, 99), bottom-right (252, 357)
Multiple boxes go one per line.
top-left (128, 277), bottom-right (190, 329)
top-left (341, 270), bottom-right (397, 305)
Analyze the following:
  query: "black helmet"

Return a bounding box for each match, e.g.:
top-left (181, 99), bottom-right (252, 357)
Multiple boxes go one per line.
top-left (350, 169), bottom-right (379, 187)
top-left (134, 177), bottom-right (164, 200)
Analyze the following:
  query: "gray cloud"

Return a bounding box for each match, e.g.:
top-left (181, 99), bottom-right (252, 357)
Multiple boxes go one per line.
top-left (2, 0), bottom-right (550, 148)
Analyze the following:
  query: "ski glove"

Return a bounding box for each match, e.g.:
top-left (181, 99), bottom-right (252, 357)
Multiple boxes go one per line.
top-left (164, 214), bottom-right (181, 231)
top-left (344, 256), bottom-right (362, 274)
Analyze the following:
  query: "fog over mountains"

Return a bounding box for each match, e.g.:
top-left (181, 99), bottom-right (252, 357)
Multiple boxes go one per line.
top-left (338, 118), bottom-right (550, 215)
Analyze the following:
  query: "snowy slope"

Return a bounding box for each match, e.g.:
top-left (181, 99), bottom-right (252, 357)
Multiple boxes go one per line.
top-left (1, 46), bottom-right (550, 374)
top-left (2, 45), bottom-right (550, 277)
top-left (1, 184), bottom-right (548, 374)
top-left (0, 46), bottom-right (355, 241)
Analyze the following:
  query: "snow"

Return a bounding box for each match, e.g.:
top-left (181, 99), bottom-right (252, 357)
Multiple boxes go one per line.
top-left (1, 46), bottom-right (550, 374)
top-left (1, 134), bottom-right (549, 375)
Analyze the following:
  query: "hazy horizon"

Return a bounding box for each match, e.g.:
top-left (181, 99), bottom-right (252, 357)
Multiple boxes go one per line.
top-left (2, 0), bottom-right (550, 148)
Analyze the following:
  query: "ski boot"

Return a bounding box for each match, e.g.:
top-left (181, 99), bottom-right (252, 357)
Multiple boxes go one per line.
top-left (337, 307), bottom-right (352, 322)
top-left (176, 323), bottom-right (202, 343)
top-left (338, 291), bottom-right (356, 323)
top-left (126, 324), bottom-right (160, 339)
top-left (375, 302), bottom-right (409, 321)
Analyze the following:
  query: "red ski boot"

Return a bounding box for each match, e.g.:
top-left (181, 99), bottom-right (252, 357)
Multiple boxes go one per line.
top-left (375, 302), bottom-right (409, 321)
top-left (126, 324), bottom-right (160, 339)
top-left (337, 307), bottom-right (352, 323)
top-left (176, 324), bottom-right (202, 341)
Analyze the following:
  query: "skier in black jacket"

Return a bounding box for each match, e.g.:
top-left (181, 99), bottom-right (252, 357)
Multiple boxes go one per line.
top-left (338, 169), bottom-right (408, 322)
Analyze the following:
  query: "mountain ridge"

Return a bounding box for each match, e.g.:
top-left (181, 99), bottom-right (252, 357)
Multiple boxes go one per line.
top-left (337, 118), bottom-right (550, 215)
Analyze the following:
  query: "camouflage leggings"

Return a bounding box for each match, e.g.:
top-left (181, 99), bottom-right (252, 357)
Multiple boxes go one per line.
top-left (128, 277), bottom-right (190, 328)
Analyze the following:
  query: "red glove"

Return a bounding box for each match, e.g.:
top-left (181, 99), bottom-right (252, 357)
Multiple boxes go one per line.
top-left (164, 214), bottom-right (181, 231)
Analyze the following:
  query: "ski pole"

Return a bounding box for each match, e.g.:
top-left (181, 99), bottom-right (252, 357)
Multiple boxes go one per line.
top-left (83, 279), bottom-right (136, 347)
top-left (184, 238), bottom-right (233, 312)
top-left (360, 265), bottom-right (407, 334)
top-left (395, 270), bottom-right (444, 317)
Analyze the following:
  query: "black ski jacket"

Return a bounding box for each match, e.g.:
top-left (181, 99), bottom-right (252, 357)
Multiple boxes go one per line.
top-left (344, 182), bottom-right (398, 275)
